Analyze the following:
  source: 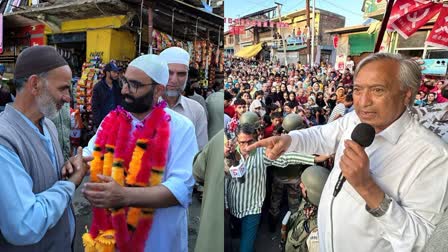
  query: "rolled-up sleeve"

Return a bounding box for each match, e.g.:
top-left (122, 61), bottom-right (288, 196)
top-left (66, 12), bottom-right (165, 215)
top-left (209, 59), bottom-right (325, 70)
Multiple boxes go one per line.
top-left (162, 119), bottom-right (198, 208)
top-left (0, 145), bottom-right (75, 245)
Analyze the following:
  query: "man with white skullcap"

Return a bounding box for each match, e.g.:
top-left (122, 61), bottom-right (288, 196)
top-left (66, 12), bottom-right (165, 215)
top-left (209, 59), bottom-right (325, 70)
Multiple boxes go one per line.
top-left (160, 47), bottom-right (208, 150)
top-left (82, 54), bottom-right (198, 251)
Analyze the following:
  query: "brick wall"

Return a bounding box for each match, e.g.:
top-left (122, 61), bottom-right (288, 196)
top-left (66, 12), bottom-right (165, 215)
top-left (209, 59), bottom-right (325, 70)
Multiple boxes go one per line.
top-left (319, 13), bottom-right (345, 46)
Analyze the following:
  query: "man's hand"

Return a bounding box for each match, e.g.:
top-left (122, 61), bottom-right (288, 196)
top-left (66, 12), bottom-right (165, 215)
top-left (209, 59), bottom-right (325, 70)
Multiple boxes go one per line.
top-left (340, 140), bottom-right (383, 208)
top-left (224, 138), bottom-right (236, 158)
top-left (62, 147), bottom-right (93, 187)
top-left (411, 57), bottom-right (425, 71)
top-left (245, 135), bottom-right (292, 160)
top-left (340, 140), bottom-right (371, 190)
top-left (82, 175), bottom-right (128, 209)
top-left (314, 154), bottom-right (332, 163)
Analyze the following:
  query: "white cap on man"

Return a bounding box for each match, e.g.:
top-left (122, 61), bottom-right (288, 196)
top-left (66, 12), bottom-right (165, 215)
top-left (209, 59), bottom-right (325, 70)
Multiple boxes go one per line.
top-left (159, 47), bottom-right (190, 67)
top-left (128, 54), bottom-right (169, 85)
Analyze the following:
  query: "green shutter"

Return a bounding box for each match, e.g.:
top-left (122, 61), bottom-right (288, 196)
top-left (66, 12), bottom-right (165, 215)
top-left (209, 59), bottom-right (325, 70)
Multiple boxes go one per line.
top-left (349, 33), bottom-right (377, 56)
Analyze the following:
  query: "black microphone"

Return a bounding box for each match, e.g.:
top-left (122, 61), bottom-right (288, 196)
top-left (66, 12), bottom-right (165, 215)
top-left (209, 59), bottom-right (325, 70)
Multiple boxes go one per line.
top-left (333, 123), bottom-right (375, 197)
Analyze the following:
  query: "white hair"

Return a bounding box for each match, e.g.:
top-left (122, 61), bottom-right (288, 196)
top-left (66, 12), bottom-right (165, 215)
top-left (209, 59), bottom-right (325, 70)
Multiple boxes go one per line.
top-left (354, 53), bottom-right (421, 106)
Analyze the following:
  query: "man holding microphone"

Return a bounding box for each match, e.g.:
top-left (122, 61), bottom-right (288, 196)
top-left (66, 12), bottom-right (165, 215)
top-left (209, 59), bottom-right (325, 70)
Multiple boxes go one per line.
top-left (246, 53), bottom-right (448, 251)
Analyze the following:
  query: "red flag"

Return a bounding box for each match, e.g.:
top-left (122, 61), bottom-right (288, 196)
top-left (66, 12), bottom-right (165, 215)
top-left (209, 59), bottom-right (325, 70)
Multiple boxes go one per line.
top-left (229, 26), bottom-right (236, 35)
top-left (426, 4), bottom-right (448, 49)
top-left (333, 35), bottom-right (339, 48)
top-left (387, 0), bottom-right (432, 32)
top-left (230, 26), bottom-right (244, 35)
top-left (391, 2), bottom-right (441, 39)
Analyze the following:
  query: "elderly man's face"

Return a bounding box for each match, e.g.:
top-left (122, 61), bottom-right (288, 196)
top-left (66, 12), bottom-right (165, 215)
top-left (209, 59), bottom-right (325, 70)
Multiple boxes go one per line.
top-left (353, 59), bottom-right (411, 133)
top-left (166, 63), bottom-right (188, 97)
top-left (36, 65), bottom-right (72, 118)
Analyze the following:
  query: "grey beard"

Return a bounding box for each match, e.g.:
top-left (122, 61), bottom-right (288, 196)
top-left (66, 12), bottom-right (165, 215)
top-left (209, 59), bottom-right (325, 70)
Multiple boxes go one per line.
top-left (37, 94), bottom-right (58, 118)
top-left (166, 90), bottom-right (180, 97)
top-left (165, 80), bottom-right (187, 97)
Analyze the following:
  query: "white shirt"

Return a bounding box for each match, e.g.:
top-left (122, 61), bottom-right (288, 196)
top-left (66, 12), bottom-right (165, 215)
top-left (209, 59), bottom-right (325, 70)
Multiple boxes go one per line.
top-left (287, 111), bottom-right (448, 252)
top-left (84, 108), bottom-right (198, 252)
top-left (170, 95), bottom-right (208, 150)
top-left (345, 60), bottom-right (355, 73)
top-left (327, 103), bottom-right (346, 123)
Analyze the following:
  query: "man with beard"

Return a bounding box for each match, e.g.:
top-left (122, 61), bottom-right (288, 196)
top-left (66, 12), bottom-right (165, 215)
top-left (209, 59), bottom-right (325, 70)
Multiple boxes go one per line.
top-left (0, 46), bottom-right (91, 251)
top-left (92, 62), bottom-right (122, 128)
top-left (160, 47), bottom-right (208, 150)
top-left (82, 54), bottom-right (198, 251)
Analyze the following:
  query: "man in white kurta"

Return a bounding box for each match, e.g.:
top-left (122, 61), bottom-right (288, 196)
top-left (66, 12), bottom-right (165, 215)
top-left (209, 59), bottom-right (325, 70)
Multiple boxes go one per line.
top-left (82, 54), bottom-right (197, 252)
top-left (246, 53), bottom-right (448, 251)
top-left (160, 47), bottom-right (208, 150)
top-left (287, 110), bottom-right (448, 251)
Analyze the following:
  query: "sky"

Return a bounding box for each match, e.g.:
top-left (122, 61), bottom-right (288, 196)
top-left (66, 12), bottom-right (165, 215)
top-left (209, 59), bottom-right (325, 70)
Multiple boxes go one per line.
top-left (224, 0), bottom-right (367, 31)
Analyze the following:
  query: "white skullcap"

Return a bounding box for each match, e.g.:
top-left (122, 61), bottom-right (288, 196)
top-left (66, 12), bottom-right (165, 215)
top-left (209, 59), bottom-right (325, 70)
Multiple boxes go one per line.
top-left (128, 54), bottom-right (169, 85)
top-left (159, 47), bottom-right (190, 66)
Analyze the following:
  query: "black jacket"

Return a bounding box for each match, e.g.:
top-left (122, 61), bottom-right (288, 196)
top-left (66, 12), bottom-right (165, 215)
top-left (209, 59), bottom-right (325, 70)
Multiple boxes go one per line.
top-left (92, 78), bottom-right (122, 128)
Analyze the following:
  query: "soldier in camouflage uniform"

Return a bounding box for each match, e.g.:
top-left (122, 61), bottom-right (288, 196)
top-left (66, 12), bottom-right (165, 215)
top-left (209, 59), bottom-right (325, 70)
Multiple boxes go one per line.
top-left (285, 165), bottom-right (329, 252)
top-left (269, 114), bottom-right (309, 232)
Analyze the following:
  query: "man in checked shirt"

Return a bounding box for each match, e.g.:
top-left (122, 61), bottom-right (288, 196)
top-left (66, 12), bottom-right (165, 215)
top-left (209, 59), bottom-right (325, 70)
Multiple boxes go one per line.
top-left (225, 122), bottom-right (320, 252)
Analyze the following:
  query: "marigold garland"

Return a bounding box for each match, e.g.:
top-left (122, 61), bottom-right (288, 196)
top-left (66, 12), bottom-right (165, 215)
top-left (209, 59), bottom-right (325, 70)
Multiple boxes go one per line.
top-left (83, 104), bottom-right (170, 252)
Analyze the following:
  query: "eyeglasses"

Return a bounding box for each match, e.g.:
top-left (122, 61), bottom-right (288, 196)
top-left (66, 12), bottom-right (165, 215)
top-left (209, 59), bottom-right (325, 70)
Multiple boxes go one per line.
top-left (237, 139), bottom-right (256, 146)
top-left (254, 107), bottom-right (261, 110)
top-left (119, 76), bottom-right (158, 93)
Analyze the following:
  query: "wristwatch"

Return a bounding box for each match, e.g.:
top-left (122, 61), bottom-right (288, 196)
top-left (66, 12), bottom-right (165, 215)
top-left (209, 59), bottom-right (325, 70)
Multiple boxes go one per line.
top-left (366, 194), bottom-right (392, 217)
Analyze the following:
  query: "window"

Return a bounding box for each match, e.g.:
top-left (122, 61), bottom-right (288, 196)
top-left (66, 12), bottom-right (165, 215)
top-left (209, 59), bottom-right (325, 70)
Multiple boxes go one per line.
top-left (397, 31), bottom-right (427, 48)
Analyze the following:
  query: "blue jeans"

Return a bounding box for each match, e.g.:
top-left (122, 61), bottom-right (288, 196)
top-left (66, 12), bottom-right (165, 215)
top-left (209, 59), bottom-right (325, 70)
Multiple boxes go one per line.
top-left (240, 214), bottom-right (261, 252)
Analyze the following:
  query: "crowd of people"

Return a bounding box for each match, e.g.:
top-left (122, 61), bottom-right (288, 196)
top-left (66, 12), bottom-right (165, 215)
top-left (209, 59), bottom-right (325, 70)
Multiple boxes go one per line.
top-left (223, 54), bottom-right (448, 252)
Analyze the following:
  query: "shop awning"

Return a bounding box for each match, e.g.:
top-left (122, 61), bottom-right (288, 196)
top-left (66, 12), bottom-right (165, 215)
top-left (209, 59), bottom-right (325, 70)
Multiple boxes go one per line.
top-left (235, 43), bottom-right (263, 58)
top-left (349, 32), bottom-right (376, 56)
